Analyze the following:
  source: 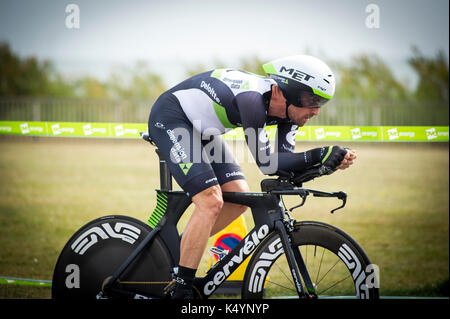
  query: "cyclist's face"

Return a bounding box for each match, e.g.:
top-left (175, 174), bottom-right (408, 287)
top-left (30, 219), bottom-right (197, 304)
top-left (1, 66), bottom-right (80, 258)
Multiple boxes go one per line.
top-left (288, 105), bottom-right (320, 126)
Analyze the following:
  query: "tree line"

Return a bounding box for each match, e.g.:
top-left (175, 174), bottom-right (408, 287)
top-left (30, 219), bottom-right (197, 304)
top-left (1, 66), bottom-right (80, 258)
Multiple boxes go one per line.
top-left (0, 42), bottom-right (448, 105)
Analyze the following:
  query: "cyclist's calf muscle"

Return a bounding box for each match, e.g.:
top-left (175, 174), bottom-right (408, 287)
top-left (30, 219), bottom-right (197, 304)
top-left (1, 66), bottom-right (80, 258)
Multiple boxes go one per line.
top-left (179, 185), bottom-right (224, 269)
top-left (179, 180), bottom-right (249, 269)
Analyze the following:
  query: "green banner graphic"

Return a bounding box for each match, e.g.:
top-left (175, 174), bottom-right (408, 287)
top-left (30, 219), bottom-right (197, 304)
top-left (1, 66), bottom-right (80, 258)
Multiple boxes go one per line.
top-left (0, 121), bottom-right (147, 139)
top-left (0, 121), bottom-right (448, 142)
top-left (0, 276), bottom-right (52, 287)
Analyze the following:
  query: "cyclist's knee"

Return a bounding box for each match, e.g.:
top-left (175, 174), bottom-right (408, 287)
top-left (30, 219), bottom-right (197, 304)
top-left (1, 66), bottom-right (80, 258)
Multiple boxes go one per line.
top-left (192, 185), bottom-right (224, 218)
top-left (221, 179), bottom-right (250, 193)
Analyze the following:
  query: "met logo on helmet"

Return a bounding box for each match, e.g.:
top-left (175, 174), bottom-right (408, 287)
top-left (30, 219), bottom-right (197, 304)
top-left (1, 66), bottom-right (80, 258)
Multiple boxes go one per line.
top-left (279, 66), bottom-right (315, 82)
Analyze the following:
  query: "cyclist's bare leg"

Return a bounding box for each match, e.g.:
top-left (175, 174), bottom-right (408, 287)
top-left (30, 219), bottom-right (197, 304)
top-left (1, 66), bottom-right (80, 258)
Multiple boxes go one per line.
top-left (210, 179), bottom-right (250, 236)
top-left (179, 185), bottom-right (224, 269)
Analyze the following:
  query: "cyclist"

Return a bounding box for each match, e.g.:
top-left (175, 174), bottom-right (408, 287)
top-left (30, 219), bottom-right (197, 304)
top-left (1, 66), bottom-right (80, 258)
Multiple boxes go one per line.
top-left (147, 55), bottom-right (357, 299)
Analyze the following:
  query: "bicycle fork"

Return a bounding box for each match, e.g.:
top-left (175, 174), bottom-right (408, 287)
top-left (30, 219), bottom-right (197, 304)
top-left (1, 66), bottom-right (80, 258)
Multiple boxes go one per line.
top-left (274, 219), bottom-right (317, 299)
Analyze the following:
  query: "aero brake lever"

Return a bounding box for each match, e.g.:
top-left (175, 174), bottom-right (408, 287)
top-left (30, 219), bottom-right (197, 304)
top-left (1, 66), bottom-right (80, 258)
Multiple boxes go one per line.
top-left (289, 189), bottom-right (310, 212)
top-left (311, 191), bottom-right (347, 214)
top-left (330, 191), bottom-right (347, 214)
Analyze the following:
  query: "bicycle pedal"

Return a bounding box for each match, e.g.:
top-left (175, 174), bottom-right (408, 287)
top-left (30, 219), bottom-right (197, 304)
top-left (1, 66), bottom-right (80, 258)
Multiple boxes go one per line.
top-left (163, 278), bottom-right (176, 295)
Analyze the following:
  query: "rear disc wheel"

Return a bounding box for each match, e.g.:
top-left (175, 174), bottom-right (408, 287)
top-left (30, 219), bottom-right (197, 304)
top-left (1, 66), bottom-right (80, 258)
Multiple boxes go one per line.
top-left (52, 215), bottom-right (173, 299)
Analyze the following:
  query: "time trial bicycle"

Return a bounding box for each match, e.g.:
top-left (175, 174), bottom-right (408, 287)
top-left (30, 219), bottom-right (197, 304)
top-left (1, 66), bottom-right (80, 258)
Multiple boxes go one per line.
top-left (52, 132), bottom-right (379, 299)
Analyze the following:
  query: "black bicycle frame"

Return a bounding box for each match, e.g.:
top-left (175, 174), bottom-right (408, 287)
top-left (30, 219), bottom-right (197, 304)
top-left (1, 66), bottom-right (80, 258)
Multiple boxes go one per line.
top-left (105, 148), bottom-right (315, 299)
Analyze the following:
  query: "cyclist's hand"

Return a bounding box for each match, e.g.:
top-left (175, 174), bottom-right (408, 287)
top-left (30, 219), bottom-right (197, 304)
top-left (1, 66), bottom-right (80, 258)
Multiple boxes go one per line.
top-left (336, 149), bottom-right (357, 170)
top-left (319, 146), bottom-right (348, 175)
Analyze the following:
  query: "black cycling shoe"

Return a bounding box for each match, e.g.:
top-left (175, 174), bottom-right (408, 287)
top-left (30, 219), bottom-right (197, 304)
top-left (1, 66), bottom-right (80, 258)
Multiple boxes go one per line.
top-left (171, 283), bottom-right (194, 299)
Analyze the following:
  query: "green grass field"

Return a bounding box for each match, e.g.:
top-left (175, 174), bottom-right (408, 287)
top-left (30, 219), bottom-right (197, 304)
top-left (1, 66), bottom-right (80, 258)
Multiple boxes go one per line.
top-left (0, 136), bottom-right (448, 298)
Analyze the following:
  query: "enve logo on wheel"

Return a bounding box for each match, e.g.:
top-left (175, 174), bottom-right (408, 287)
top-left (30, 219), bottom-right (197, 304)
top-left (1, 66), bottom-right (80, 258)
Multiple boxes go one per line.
top-left (71, 222), bottom-right (141, 255)
top-left (337, 243), bottom-right (380, 299)
top-left (248, 237), bottom-right (284, 293)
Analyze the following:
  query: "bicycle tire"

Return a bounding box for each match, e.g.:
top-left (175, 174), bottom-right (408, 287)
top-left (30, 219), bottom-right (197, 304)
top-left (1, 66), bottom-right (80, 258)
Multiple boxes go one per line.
top-left (52, 215), bottom-right (174, 299)
top-left (242, 221), bottom-right (379, 299)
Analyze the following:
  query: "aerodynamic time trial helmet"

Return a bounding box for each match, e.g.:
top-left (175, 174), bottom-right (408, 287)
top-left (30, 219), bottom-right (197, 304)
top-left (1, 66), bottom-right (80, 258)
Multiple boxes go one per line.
top-left (262, 55), bottom-right (335, 108)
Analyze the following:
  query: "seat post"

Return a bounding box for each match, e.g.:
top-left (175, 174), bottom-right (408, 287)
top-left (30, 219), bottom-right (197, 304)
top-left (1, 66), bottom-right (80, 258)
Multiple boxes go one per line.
top-left (155, 149), bottom-right (172, 190)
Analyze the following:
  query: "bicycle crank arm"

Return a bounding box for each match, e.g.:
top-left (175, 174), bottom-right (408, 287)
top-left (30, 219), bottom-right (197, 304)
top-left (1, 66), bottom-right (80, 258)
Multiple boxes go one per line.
top-left (98, 286), bottom-right (159, 299)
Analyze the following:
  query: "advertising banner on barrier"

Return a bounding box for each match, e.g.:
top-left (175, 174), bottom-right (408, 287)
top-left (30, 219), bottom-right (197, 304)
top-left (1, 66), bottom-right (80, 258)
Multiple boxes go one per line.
top-left (381, 126), bottom-right (449, 142)
top-left (307, 126), bottom-right (381, 142)
top-left (0, 121), bottom-right (448, 142)
top-left (0, 121), bottom-right (148, 139)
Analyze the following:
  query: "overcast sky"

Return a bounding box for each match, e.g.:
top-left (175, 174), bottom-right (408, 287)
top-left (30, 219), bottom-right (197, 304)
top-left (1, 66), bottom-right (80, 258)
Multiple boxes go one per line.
top-left (0, 0), bottom-right (448, 87)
